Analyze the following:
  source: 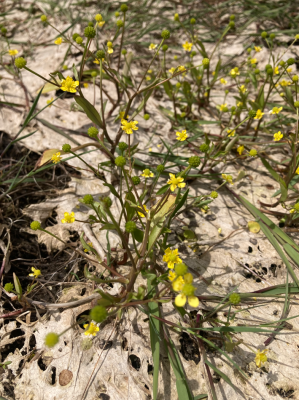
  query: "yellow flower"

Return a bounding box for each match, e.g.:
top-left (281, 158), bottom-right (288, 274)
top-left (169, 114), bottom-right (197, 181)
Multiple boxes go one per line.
top-left (212, 71), bottom-right (215, 76)
top-left (95, 14), bottom-right (103, 22)
top-left (55, 37), bottom-right (63, 45)
top-left (168, 270), bottom-right (177, 282)
top-left (84, 242), bottom-right (93, 252)
top-left (146, 75), bottom-right (151, 81)
top-left (219, 103), bottom-right (227, 112)
top-left (255, 349), bottom-right (268, 368)
top-left (237, 101), bottom-right (243, 107)
top-left (149, 43), bottom-right (157, 50)
top-left (175, 293), bottom-right (199, 308)
top-left (107, 47), bottom-right (113, 54)
top-left (254, 46), bottom-right (262, 52)
top-left (296, 167), bottom-right (299, 175)
top-left (230, 67), bottom-right (239, 77)
top-left (250, 58), bottom-right (257, 65)
top-left (148, 69), bottom-right (152, 73)
top-left (8, 49), bottom-right (18, 56)
top-left (167, 173), bottom-right (186, 192)
top-left (269, 106), bottom-right (283, 115)
top-left (273, 131), bottom-right (283, 141)
top-left (204, 92), bottom-right (208, 97)
top-left (47, 97), bottom-right (54, 108)
top-left (83, 322), bottom-right (100, 337)
top-left (121, 119), bottom-right (138, 134)
top-left (176, 130), bottom-right (188, 141)
top-left (29, 267), bottom-right (41, 278)
top-left (138, 204), bottom-right (149, 218)
top-left (220, 78), bottom-right (227, 85)
top-left (227, 129), bottom-right (235, 137)
top-left (60, 76), bottom-right (79, 93)
top-left (141, 169), bottom-right (154, 178)
top-left (178, 65), bottom-right (186, 72)
top-left (51, 152), bottom-right (62, 164)
top-left (119, 111), bottom-right (130, 120)
top-left (172, 276), bottom-right (185, 292)
top-left (280, 79), bottom-right (291, 87)
top-left (287, 67), bottom-right (292, 73)
top-left (237, 145), bottom-right (244, 155)
top-left (98, 21), bottom-right (105, 28)
top-left (169, 67), bottom-right (176, 74)
top-left (163, 248), bottom-right (182, 269)
top-left (61, 212), bottom-right (75, 224)
top-left (274, 66), bottom-right (279, 75)
top-left (239, 85), bottom-right (247, 93)
top-left (83, 82), bottom-right (89, 88)
top-left (222, 174), bottom-right (233, 185)
top-left (254, 109), bottom-right (264, 120)
top-left (182, 41), bottom-right (193, 52)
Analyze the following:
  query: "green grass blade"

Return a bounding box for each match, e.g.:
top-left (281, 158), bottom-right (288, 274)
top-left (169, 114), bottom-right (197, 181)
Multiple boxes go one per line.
top-left (205, 360), bottom-right (236, 391)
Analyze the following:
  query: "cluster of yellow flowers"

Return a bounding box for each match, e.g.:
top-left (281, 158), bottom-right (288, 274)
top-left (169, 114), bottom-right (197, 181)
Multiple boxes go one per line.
top-left (163, 248), bottom-right (199, 308)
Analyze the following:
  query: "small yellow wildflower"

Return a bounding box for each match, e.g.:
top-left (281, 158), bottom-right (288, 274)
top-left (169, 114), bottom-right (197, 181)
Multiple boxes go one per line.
top-left (230, 67), bottom-right (239, 77)
top-left (182, 41), bottom-right (193, 52)
top-left (169, 67), bottom-right (176, 74)
top-left (227, 129), bottom-right (235, 137)
top-left (138, 204), bottom-right (149, 218)
top-left (119, 111), bottom-right (130, 120)
top-left (218, 228), bottom-right (222, 234)
top-left (274, 66), bottom-right (279, 75)
top-left (149, 43), bottom-right (157, 50)
top-left (178, 65), bottom-right (186, 72)
top-left (237, 101), bottom-right (243, 107)
top-left (29, 267), bottom-right (41, 278)
top-left (250, 58), bottom-right (257, 65)
top-left (273, 131), bottom-right (283, 141)
top-left (239, 85), bottom-right (247, 93)
top-left (8, 49), bottom-right (18, 56)
top-left (84, 242), bottom-right (93, 252)
top-left (107, 41), bottom-right (113, 54)
top-left (83, 322), bottom-right (100, 337)
top-left (148, 69), bottom-right (152, 73)
top-left (287, 67), bottom-right (292, 73)
top-left (54, 37), bottom-right (63, 45)
top-left (163, 248), bottom-right (182, 269)
top-left (51, 152), bottom-right (62, 164)
top-left (296, 167), bottom-right (299, 175)
top-left (212, 71), bottom-right (215, 76)
top-left (146, 75), bottom-right (151, 81)
top-left (219, 103), bottom-right (227, 112)
top-left (176, 130), bottom-right (188, 141)
top-left (141, 169), bottom-right (154, 178)
top-left (204, 92), bottom-right (208, 97)
top-left (254, 109), bottom-right (264, 120)
top-left (95, 14), bottom-right (103, 21)
top-left (237, 145), bottom-right (244, 155)
top-left (269, 106), bottom-right (283, 115)
top-left (174, 276), bottom-right (199, 308)
top-left (83, 83), bottom-right (89, 88)
top-left (168, 270), bottom-right (177, 282)
top-left (167, 173), bottom-right (186, 192)
top-left (47, 97), bottom-right (54, 108)
top-left (220, 78), bottom-right (227, 85)
top-left (280, 80), bottom-right (291, 87)
top-left (249, 149), bottom-right (257, 157)
top-left (254, 46), bottom-right (262, 52)
top-left (61, 212), bottom-right (75, 224)
top-left (98, 21), bottom-right (105, 28)
top-left (255, 349), bottom-right (268, 368)
top-left (222, 174), bottom-right (233, 185)
top-left (121, 119), bottom-right (138, 134)
top-left (172, 276), bottom-right (185, 292)
top-left (60, 76), bottom-right (79, 93)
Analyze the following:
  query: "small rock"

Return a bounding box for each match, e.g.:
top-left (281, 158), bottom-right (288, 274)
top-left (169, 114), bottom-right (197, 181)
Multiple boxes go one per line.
top-left (250, 238), bottom-right (257, 245)
top-left (205, 214), bottom-right (216, 221)
top-left (237, 218), bottom-right (247, 227)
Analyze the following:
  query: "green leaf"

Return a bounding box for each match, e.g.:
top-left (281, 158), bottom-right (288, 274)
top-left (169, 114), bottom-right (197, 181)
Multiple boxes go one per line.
top-left (205, 360), bottom-right (236, 391)
top-left (257, 85), bottom-right (264, 108)
top-left (103, 183), bottom-right (120, 198)
top-left (156, 184), bottom-right (169, 195)
top-left (125, 192), bottom-right (136, 220)
top-left (147, 277), bottom-right (161, 400)
top-left (74, 96), bottom-right (103, 128)
top-left (23, 87), bottom-right (43, 127)
top-left (261, 158), bottom-right (288, 201)
top-left (13, 273), bottom-right (22, 300)
top-left (194, 395), bottom-right (208, 400)
top-left (100, 223), bottom-right (117, 231)
top-left (132, 228), bottom-right (144, 243)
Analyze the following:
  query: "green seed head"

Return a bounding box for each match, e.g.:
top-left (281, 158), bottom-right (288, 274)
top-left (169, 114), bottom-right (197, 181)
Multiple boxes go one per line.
top-left (174, 13), bottom-right (179, 21)
top-left (161, 29), bottom-right (170, 39)
top-left (266, 67), bottom-right (273, 76)
top-left (202, 58), bottom-right (210, 67)
top-left (176, 82), bottom-right (181, 89)
top-left (162, 44), bottom-right (168, 52)
top-left (182, 283), bottom-right (195, 296)
top-left (294, 101), bottom-right (299, 108)
top-left (115, 11), bottom-right (120, 17)
top-left (200, 143), bottom-right (209, 153)
top-left (269, 33), bottom-right (276, 40)
top-left (96, 50), bottom-right (105, 59)
top-left (91, 71), bottom-right (97, 77)
top-left (4, 283), bottom-right (14, 292)
top-left (88, 21), bottom-right (94, 27)
top-left (229, 21), bottom-right (235, 28)
top-left (132, 176), bottom-right (141, 185)
top-left (248, 109), bottom-right (257, 118)
top-left (76, 37), bottom-right (83, 45)
top-left (120, 4), bottom-right (128, 12)
top-left (229, 293), bottom-right (241, 304)
top-left (230, 14), bottom-right (235, 20)
top-left (84, 26), bottom-right (96, 39)
top-left (40, 15), bottom-right (47, 22)
top-left (87, 127), bottom-right (99, 137)
top-left (90, 305), bottom-right (107, 323)
top-left (143, 114), bottom-right (150, 120)
top-left (62, 144), bottom-right (71, 153)
top-left (294, 203), bottom-right (299, 212)
top-left (156, 164), bottom-right (165, 173)
top-left (210, 191), bottom-right (218, 199)
top-left (230, 106), bottom-right (236, 112)
top-left (102, 196), bottom-right (112, 208)
top-left (292, 75), bottom-right (298, 82)
top-left (118, 142), bottom-right (128, 151)
top-left (45, 333), bottom-right (59, 348)
top-left (117, 20), bottom-right (124, 28)
top-left (174, 263), bottom-right (188, 276)
top-left (30, 221), bottom-right (41, 231)
top-left (1, 27), bottom-right (7, 35)
top-left (122, 49), bottom-right (127, 55)
top-left (190, 51), bottom-right (197, 58)
top-left (287, 58), bottom-right (295, 66)
top-left (83, 194), bottom-right (94, 205)
top-left (115, 156), bottom-right (126, 167)
top-left (125, 221), bottom-right (136, 233)
top-left (188, 156), bottom-right (201, 168)
top-left (261, 31), bottom-right (268, 39)
top-left (15, 57), bottom-right (27, 69)
top-left (254, 68), bottom-right (260, 74)
top-left (190, 18), bottom-right (196, 25)
top-left (279, 60), bottom-right (285, 67)
top-left (73, 33), bottom-right (79, 41)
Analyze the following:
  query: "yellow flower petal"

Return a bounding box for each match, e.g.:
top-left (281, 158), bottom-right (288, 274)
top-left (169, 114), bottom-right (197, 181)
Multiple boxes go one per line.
top-left (175, 293), bottom-right (187, 307)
